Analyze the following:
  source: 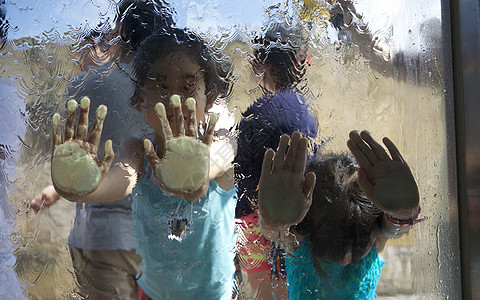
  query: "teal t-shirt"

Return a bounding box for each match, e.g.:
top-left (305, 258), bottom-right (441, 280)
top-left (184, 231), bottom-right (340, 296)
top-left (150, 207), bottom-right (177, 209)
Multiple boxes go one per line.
top-left (132, 165), bottom-right (237, 300)
top-left (286, 236), bottom-right (385, 300)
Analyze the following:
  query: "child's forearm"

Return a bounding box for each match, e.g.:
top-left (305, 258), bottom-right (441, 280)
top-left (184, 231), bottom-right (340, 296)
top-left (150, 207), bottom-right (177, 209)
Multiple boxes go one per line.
top-left (380, 205), bottom-right (421, 239)
top-left (259, 211), bottom-right (303, 256)
top-left (376, 210), bottom-right (418, 256)
top-left (330, 0), bottom-right (395, 73)
top-left (258, 209), bottom-right (288, 241)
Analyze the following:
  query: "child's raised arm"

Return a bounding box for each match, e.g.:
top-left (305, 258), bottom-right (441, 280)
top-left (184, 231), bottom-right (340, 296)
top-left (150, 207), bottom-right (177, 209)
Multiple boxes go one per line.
top-left (51, 97), bottom-right (139, 203)
top-left (346, 130), bottom-right (421, 247)
top-left (257, 131), bottom-right (316, 241)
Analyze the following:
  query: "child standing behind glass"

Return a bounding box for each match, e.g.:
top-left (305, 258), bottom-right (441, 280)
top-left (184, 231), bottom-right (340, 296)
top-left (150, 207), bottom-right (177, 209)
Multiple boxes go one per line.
top-left (49, 28), bottom-right (236, 300)
top-left (258, 131), bottom-right (422, 299)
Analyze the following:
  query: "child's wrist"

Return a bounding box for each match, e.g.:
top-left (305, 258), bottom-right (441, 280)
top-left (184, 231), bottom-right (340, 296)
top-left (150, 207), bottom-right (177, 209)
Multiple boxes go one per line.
top-left (383, 204), bottom-right (420, 221)
top-left (381, 217), bottom-right (411, 239)
top-left (258, 210), bottom-right (286, 240)
top-left (384, 205), bottom-right (425, 227)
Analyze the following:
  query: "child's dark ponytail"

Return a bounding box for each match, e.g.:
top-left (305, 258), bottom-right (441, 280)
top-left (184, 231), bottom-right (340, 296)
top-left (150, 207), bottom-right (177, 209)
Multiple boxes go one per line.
top-left (293, 153), bottom-right (383, 277)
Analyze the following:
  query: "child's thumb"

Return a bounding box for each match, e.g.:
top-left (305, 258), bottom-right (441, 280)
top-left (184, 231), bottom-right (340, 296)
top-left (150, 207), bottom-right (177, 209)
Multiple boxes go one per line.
top-left (357, 168), bottom-right (374, 199)
top-left (303, 172), bottom-right (316, 199)
top-left (101, 140), bottom-right (115, 170)
top-left (143, 139), bottom-right (161, 168)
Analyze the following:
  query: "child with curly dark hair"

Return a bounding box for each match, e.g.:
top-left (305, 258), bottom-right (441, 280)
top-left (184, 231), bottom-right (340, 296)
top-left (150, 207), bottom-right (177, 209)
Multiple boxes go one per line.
top-left (258, 130), bottom-right (422, 299)
top-left (48, 26), bottom-right (236, 300)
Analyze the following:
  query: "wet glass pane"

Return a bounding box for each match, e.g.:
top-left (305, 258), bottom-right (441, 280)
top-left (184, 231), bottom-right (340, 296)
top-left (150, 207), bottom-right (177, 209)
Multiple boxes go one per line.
top-left (0, 0), bottom-right (460, 299)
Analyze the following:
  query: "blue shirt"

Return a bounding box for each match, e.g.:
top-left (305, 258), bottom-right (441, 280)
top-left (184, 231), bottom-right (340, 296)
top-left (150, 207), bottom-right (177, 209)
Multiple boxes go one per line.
top-left (132, 165), bottom-right (237, 300)
top-left (286, 236), bottom-right (385, 300)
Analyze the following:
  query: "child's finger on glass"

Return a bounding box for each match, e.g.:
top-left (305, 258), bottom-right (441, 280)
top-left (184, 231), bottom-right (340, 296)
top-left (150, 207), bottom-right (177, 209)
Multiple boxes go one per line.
top-left (273, 134), bottom-right (289, 172)
top-left (154, 102), bottom-right (173, 141)
top-left (294, 137), bottom-right (308, 174)
top-left (261, 148), bottom-right (275, 176)
top-left (184, 97), bottom-right (197, 137)
top-left (52, 113), bottom-right (62, 148)
top-left (382, 137), bottom-right (405, 163)
top-left (143, 139), bottom-right (161, 167)
top-left (65, 99), bottom-right (78, 141)
top-left (202, 113), bottom-right (217, 146)
top-left (101, 139), bottom-right (115, 169)
top-left (360, 130), bottom-right (390, 161)
top-left (351, 130), bottom-right (377, 163)
top-left (87, 105), bottom-right (107, 149)
top-left (303, 172), bottom-right (316, 198)
top-left (285, 131), bottom-right (301, 171)
top-left (347, 131), bottom-right (373, 170)
top-left (76, 97), bottom-right (91, 142)
top-left (170, 94), bottom-right (185, 136)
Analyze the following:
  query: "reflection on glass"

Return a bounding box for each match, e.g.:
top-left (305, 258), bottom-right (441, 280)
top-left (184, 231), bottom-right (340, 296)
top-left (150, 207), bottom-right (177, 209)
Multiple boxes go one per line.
top-left (0, 0), bottom-right (460, 299)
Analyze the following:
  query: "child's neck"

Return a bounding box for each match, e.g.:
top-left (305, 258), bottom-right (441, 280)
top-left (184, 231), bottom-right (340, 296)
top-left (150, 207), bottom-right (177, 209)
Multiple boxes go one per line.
top-left (262, 71), bottom-right (276, 93)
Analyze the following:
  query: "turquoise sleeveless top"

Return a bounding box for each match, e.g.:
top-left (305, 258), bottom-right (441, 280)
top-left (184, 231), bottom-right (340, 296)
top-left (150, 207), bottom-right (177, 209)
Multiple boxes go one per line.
top-left (132, 164), bottom-right (237, 300)
top-left (286, 236), bottom-right (385, 300)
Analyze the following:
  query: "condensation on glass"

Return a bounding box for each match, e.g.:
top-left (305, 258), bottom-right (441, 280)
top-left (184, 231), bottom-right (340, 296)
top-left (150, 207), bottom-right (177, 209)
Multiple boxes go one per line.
top-left (0, 0), bottom-right (461, 299)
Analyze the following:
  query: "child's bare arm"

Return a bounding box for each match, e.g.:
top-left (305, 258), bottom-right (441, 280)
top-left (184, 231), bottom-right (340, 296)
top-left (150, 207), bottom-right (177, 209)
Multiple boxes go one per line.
top-left (346, 130), bottom-right (420, 250)
top-left (143, 95), bottom-right (217, 201)
top-left (50, 97), bottom-right (139, 203)
top-left (30, 185), bottom-right (60, 213)
top-left (257, 132), bottom-right (316, 241)
top-left (329, 0), bottom-right (441, 84)
top-left (210, 134), bottom-right (236, 191)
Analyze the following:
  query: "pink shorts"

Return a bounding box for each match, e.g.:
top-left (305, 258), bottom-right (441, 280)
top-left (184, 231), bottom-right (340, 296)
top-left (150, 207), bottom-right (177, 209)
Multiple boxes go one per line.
top-left (236, 211), bottom-right (272, 273)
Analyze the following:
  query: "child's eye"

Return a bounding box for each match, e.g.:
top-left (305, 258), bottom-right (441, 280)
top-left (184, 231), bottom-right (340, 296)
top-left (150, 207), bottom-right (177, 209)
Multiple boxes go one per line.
top-left (184, 84), bottom-right (198, 97)
top-left (157, 82), bottom-right (169, 90)
top-left (184, 74), bottom-right (197, 85)
top-left (148, 74), bottom-right (168, 88)
top-left (184, 74), bottom-right (200, 95)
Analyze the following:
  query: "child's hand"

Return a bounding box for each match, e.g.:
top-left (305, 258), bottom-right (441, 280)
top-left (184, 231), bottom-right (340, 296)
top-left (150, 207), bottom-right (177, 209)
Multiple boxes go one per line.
top-left (143, 95), bottom-right (216, 201)
top-left (258, 132), bottom-right (316, 231)
top-left (347, 130), bottom-right (419, 219)
top-left (30, 185), bottom-right (60, 213)
top-left (51, 97), bottom-right (115, 201)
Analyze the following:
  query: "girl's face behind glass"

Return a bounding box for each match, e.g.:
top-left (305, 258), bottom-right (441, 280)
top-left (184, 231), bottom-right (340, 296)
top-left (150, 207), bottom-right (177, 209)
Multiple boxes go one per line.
top-left (139, 51), bottom-right (208, 135)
